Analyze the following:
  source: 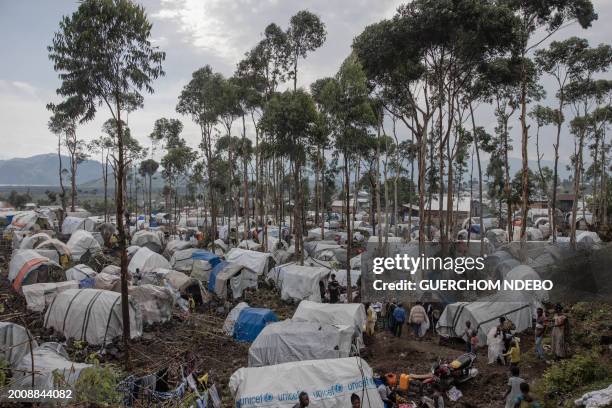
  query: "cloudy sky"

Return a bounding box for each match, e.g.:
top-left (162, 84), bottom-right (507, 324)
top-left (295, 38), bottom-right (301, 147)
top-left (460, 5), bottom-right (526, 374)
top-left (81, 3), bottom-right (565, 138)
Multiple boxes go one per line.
top-left (0, 0), bottom-right (610, 166)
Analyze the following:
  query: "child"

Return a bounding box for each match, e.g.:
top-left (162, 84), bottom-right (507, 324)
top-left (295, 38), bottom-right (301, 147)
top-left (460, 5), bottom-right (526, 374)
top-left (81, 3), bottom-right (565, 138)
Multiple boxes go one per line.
top-left (504, 366), bottom-right (524, 408)
top-left (514, 382), bottom-right (541, 408)
top-left (503, 339), bottom-right (521, 368)
top-left (470, 330), bottom-right (479, 353)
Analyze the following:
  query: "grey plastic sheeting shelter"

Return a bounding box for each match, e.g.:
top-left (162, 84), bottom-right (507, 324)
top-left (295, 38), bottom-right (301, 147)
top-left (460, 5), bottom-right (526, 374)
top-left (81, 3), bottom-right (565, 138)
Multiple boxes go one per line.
top-left (436, 292), bottom-right (536, 346)
top-left (44, 289), bottom-right (142, 345)
top-left (65, 264), bottom-right (97, 281)
top-left (129, 284), bottom-right (174, 325)
top-left (132, 230), bottom-right (164, 253)
top-left (128, 246), bottom-right (171, 274)
top-left (66, 230), bottom-right (102, 261)
top-left (11, 342), bottom-right (92, 391)
top-left (225, 248), bottom-right (272, 276)
top-left (248, 319), bottom-right (354, 367)
top-left (0, 322), bottom-right (37, 367)
top-left (267, 263), bottom-right (330, 302)
top-left (293, 300), bottom-right (366, 347)
top-left (22, 281), bottom-right (80, 312)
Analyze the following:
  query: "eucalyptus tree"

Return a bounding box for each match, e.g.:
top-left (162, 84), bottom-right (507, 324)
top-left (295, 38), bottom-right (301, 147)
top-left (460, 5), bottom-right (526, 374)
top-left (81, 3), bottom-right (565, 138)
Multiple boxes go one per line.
top-left (315, 55), bottom-right (375, 297)
top-left (354, 0), bottom-right (518, 254)
top-left (286, 10), bottom-right (326, 90)
top-left (501, 0), bottom-right (597, 249)
top-left (535, 37), bottom-right (590, 240)
top-left (48, 0), bottom-right (164, 367)
top-left (88, 135), bottom-right (114, 221)
top-left (567, 78), bottom-right (612, 246)
top-left (139, 158), bottom-right (159, 223)
top-left (259, 89), bottom-right (318, 264)
top-left (47, 112), bottom-right (70, 221)
top-left (47, 103), bottom-right (87, 212)
top-left (529, 104), bottom-right (558, 222)
top-left (177, 66), bottom-right (225, 242)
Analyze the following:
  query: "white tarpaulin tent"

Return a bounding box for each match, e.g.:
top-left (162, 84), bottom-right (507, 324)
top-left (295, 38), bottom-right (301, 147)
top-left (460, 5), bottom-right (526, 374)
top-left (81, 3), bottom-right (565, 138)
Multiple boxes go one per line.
top-left (293, 300), bottom-right (366, 346)
top-left (11, 342), bottom-right (92, 391)
top-left (18, 232), bottom-right (51, 249)
top-left (213, 262), bottom-right (258, 300)
top-left (65, 264), bottom-right (97, 281)
top-left (436, 292), bottom-right (536, 345)
top-left (61, 216), bottom-right (95, 235)
top-left (0, 322), bottom-right (37, 367)
top-left (44, 289), bottom-right (142, 345)
top-left (334, 269), bottom-right (361, 288)
top-left (164, 239), bottom-right (193, 258)
top-left (128, 247), bottom-right (171, 274)
top-left (225, 248), bottom-right (272, 276)
top-left (8, 249), bottom-right (60, 292)
top-left (132, 230), bottom-right (164, 253)
top-left (503, 264), bottom-right (549, 301)
top-left (66, 230), bottom-right (101, 261)
top-left (170, 248), bottom-right (199, 273)
top-left (22, 281), bottom-right (80, 312)
top-left (267, 263), bottom-right (330, 302)
top-left (229, 357), bottom-right (383, 408)
top-left (248, 320), bottom-right (354, 367)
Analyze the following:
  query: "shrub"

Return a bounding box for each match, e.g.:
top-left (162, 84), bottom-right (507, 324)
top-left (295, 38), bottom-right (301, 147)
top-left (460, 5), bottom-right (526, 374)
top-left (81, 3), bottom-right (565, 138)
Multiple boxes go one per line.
top-left (74, 365), bottom-right (122, 406)
top-left (540, 354), bottom-right (609, 395)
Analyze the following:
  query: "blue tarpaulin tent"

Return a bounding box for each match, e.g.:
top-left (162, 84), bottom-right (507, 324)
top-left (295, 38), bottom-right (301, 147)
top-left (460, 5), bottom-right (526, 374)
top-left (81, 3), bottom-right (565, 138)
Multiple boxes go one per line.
top-left (234, 308), bottom-right (278, 342)
top-left (192, 250), bottom-right (221, 267)
top-left (470, 224), bottom-right (481, 234)
top-left (208, 260), bottom-right (229, 292)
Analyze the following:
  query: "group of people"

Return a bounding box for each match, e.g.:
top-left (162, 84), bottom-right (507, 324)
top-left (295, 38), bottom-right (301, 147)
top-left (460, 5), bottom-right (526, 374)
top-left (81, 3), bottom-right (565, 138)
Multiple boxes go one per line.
top-left (290, 391), bottom-right (364, 408)
top-left (383, 301), bottom-right (434, 339)
top-left (318, 273), bottom-right (341, 303)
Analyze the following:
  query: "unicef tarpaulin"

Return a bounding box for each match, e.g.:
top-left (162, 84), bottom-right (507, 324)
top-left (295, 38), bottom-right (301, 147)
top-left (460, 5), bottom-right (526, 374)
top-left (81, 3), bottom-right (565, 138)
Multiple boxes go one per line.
top-left (229, 357), bottom-right (384, 408)
top-left (208, 261), bottom-right (229, 293)
top-left (234, 308), bottom-right (278, 342)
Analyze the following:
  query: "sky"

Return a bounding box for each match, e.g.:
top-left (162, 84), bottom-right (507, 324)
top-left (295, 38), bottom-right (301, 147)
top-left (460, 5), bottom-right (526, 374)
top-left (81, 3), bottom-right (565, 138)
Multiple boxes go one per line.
top-left (0, 0), bottom-right (611, 167)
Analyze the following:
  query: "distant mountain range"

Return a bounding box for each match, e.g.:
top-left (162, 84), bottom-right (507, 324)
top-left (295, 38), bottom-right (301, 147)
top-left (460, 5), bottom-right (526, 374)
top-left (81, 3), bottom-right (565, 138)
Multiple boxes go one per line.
top-left (0, 153), bottom-right (103, 186)
top-left (0, 153), bottom-right (573, 187)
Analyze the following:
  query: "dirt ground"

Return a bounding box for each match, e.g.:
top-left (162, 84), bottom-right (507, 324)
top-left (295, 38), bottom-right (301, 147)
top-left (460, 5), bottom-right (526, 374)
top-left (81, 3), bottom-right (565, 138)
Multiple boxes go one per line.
top-left (0, 261), bottom-right (553, 408)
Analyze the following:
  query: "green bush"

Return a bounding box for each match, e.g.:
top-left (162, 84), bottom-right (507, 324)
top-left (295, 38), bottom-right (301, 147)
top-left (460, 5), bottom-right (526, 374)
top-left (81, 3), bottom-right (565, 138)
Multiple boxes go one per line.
top-left (0, 358), bottom-right (8, 387)
top-left (540, 354), bottom-right (609, 395)
top-left (74, 365), bottom-right (122, 406)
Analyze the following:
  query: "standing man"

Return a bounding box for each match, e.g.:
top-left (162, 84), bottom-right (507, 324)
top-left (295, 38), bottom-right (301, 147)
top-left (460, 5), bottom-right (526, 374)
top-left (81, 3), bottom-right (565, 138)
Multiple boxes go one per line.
top-left (366, 303), bottom-right (377, 336)
top-left (392, 303), bottom-right (406, 338)
top-left (328, 273), bottom-right (341, 304)
top-left (408, 301), bottom-right (427, 339)
top-left (386, 299), bottom-right (397, 333)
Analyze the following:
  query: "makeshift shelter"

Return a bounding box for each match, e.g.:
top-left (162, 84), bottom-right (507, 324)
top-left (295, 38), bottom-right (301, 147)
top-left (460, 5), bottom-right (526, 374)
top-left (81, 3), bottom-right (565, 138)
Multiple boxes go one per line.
top-left (127, 245), bottom-right (140, 259)
top-left (94, 272), bottom-right (122, 292)
top-left (304, 241), bottom-right (347, 263)
top-left (36, 239), bottom-right (71, 266)
top-left (128, 284), bottom-right (174, 325)
top-left (485, 229), bottom-right (508, 249)
top-left (22, 281), bottom-right (80, 312)
top-left (128, 247), bottom-right (171, 274)
top-left (10, 211), bottom-right (51, 231)
top-left (8, 249), bottom-right (60, 292)
top-left (67, 230), bottom-right (101, 261)
top-left (164, 239), bottom-right (193, 258)
top-left (172, 249), bottom-right (221, 275)
top-left (267, 263), bottom-right (330, 302)
top-left (61, 216), bottom-right (96, 235)
top-left (0, 322), bottom-right (37, 367)
top-left (132, 230), bottom-right (164, 253)
top-left (163, 270), bottom-right (208, 305)
top-left (484, 250), bottom-right (521, 280)
top-left (11, 342), bottom-right (92, 391)
top-left (44, 289), bottom-right (142, 345)
top-left (18, 232), bottom-right (51, 249)
top-left (333, 269), bottom-right (361, 288)
top-left (238, 239), bottom-right (262, 251)
top-left (230, 357), bottom-right (383, 408)
top-left (503, 264), bottom-right (549, 301)
top-left (208, 261), bottom-right (257, 300)
top-left (224, 302), bottom-right (250, 336)
top-left (577, 231), bottom-right (602, 244)
top-left (65, 264), bottom-right (97, 281)
top-left (101, 265), bottom-right (121, 275)
top-left (233, 307), bottom-right (278, 342)
top-left (526, 227), bottom-right (544, 241)
top-left (436, 292), bottom-right (536, 346)
top-left (247, 320), bottom-right (354, 367)
top-left (293, 300), bottom-right (366, 345)
top-left (225, 248), bottom-right (272, 276)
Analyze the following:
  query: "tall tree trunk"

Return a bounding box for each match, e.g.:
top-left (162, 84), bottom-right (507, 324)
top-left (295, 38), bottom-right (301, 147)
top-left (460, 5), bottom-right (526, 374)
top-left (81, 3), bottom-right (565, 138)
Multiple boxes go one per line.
top-left (104, 154), bottom-right (109, 223)
top-left (519, 60), bottom-right (530, 260)
top-left (242, 115), bottom-right (250, 244)
top-left (58, 136), bottom-right (66, 231)
top-left (469, 103), bottom-right (485, 256)
top-left (376, 121), bottom-right (383, 254)
top-left (503, 118), bottom-right (513, 241)
top-left (115, 104), bottom-right (131, 371)
top-left (570, 133), bottom-right (585, 249)
top-left (343, 152), bottom-right (353, 301)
